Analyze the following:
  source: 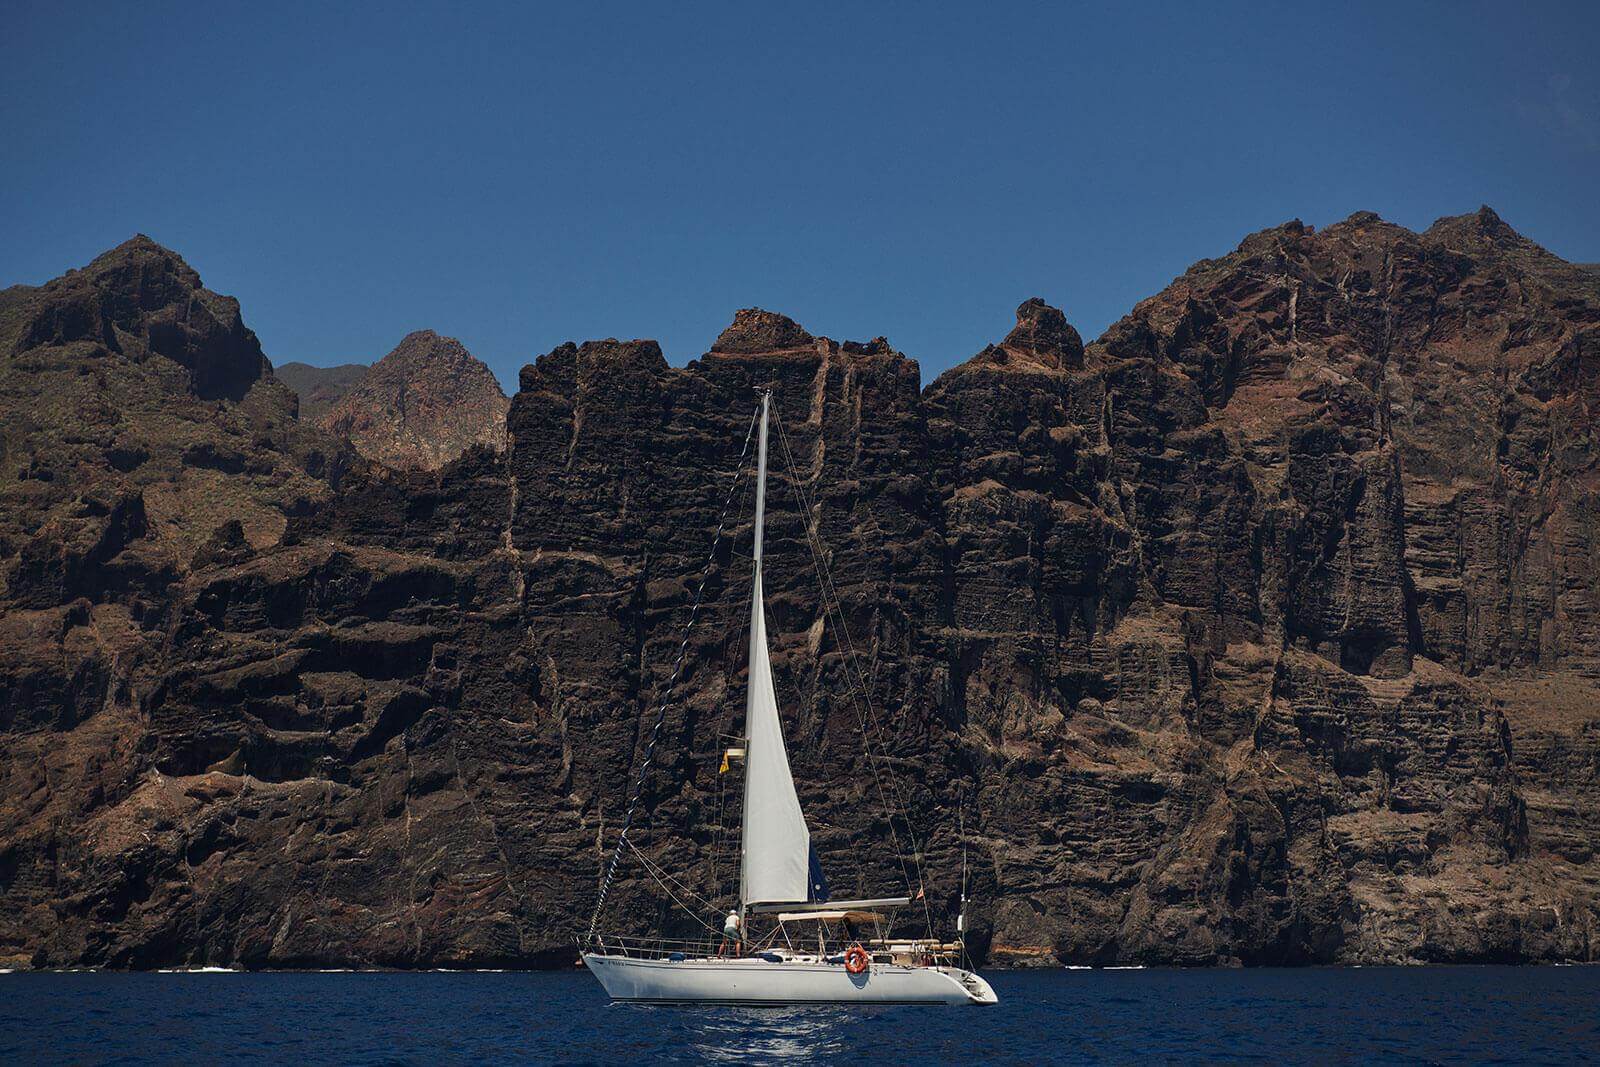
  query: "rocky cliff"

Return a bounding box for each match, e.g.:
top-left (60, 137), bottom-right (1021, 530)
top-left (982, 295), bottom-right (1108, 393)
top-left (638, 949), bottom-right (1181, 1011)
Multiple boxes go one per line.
top-left (2, 212), bottom-right (1597, 970)
top-left (320, 331), bottom-right (509, 471)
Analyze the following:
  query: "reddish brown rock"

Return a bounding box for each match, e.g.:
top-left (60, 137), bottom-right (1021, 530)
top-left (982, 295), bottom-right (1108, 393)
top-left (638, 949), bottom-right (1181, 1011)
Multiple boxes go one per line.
top-left (974, 296), bottom-right (1087, 370)
top-left (321, 330), bottom-right (509, 471)
top-left (711, 307), bottom-right (817, 353)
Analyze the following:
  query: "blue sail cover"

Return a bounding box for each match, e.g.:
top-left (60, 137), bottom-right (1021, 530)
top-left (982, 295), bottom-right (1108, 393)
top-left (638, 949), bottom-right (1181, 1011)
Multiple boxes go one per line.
top-left (808, 845), bottom-right (830, 903)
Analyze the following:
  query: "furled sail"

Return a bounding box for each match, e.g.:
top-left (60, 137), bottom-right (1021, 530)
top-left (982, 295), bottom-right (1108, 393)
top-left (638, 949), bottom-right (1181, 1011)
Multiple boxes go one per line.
top-left (739, 570), bottom-right (815, 906)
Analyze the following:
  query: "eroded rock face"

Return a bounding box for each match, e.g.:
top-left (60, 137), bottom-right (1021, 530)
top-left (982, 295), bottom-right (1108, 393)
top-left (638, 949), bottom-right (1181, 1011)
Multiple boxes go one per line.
top-left (2, 216), bottom-right (1599, 971)
top-left (321, 331), bottom-right (509, 471)
top-left (1, 236), bottom-right (271, 403)
top-left (0, 237), bottom-right (342, 617)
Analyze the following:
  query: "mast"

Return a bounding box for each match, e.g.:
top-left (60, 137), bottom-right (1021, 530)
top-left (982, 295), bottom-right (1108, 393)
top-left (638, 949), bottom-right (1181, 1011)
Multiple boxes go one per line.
top-left (737, 389), bottom-right (770, 924)
top-left (752, 390), bottom-right (769, 574)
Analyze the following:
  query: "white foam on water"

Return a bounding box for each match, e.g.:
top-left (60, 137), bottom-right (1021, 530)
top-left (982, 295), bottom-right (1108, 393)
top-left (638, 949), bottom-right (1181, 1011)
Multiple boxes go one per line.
top-left (156, 966), bottom-right (239, 973)
top-left (428, 968), bottom-right (509, 973)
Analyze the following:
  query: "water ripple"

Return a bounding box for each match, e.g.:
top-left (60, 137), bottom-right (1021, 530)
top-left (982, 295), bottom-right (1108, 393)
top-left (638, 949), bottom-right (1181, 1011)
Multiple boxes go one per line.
top-left (1, 966), bottom-right (1596, 1064)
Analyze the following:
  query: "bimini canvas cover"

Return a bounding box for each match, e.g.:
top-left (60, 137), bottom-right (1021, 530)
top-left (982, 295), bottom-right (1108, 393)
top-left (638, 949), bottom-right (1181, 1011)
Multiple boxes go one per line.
top-left (739, 571), bottom-right (816, 907)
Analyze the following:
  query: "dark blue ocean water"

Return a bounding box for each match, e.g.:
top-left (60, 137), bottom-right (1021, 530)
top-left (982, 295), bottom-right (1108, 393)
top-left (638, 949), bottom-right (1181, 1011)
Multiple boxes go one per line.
top-left (3, 966), bottom-right (1597, 1065)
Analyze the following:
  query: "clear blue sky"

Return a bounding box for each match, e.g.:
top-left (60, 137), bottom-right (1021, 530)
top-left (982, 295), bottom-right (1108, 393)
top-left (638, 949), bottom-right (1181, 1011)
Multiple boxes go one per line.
top-left (4, 2), bottom-right (1598, 388)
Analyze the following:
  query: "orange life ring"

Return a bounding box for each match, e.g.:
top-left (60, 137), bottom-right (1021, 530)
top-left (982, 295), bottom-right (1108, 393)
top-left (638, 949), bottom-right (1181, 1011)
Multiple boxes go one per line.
top-left (844, 944), bottom-right (870, 975)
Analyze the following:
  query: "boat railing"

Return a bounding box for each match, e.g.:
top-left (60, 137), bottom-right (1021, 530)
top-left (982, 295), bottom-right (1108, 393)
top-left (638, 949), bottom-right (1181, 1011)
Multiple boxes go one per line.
top-left (585, 933), bottom-right (731, 960)
top-left (586, 931), bottom-right (962, 964)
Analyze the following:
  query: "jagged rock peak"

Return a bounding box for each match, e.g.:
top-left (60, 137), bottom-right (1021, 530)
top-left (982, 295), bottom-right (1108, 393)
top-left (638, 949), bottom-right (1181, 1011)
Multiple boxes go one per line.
top-left (86, 233), bottom-right (191, 273)
top-left (1424, 204), bottom-right (1527, 248)
top-left (960, 298), bottom-right (1084, 372)
top-left (1003, 298), bottom-right (1084, 367)
top-left (369, 330), bottom-right (486, 375)
top-left (711, 308), bottom-right (816, 354)
top-left (840, 336), bottom-right (896, 356)
top-left (2, 234), bottom-right (269, 401)
top-left (321, 329), bottom-right (509, 471)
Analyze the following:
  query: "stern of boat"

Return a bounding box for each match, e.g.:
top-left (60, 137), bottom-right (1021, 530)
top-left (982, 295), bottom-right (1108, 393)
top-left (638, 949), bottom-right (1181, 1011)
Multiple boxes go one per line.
top-left (953, 968), bottom-right (998, 1005)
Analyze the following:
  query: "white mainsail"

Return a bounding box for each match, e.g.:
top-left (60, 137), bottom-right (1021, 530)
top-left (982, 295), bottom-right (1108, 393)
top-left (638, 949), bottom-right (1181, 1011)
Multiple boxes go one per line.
top-left (740, 569), bottom-right (813, 907)
top-left (738, 392), bottom-right (814, 911)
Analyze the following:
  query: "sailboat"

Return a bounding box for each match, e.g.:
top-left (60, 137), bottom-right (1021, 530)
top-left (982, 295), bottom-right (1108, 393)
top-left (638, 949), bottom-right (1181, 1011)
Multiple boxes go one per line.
top-left (582, 391), bottom-right (997, 1006)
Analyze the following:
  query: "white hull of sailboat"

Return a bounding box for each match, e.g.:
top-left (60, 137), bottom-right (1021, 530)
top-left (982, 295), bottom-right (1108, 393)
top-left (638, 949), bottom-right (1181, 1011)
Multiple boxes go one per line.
top-left (583, 953), bottom-right (997, 1006)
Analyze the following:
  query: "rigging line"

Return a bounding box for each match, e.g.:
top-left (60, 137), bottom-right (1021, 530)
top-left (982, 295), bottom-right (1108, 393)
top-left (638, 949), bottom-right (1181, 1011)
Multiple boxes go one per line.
top-left (623, 837), bottom-right (722, 932)
top-left (777, 410), bottom-right (937, 941)
top-left (771, 409), bottom-right (920, 902)
top-left (585, 403), bottom-right (761, 943)
top-left (706, 469), bottom-right (756, 907)
top-left (771, 414), bottom-right (913, 813)
top-left (795, 491), bottom-right (936, 919)
top-left (771, 407), bottom-right (937, 937)
top-left (959, 790), bottom-right (970, 971)
top-left (638, 868), bottom-right (720, 938)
